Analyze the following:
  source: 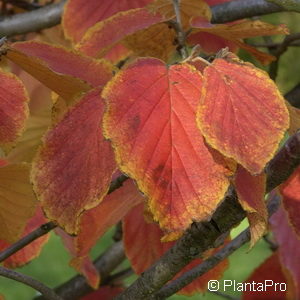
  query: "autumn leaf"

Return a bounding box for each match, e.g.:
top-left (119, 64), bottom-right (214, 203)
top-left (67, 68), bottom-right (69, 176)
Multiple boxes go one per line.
top-left (0, 162), bottom-right (37, 243)
top-left (0, 207), bottom-right (49, 268)
top-left (0, 69), bottom-right (29, 152)
top-left (103, 58), bottom-right (230, 238)
top-left (77, 7), bottom-right (170, 58)
top-left (285, 101), bottom-right (300, 135)
top-left (123, 203), bottom-right (228, 295)
top-left (234, 166), bottom-right (268, 247)
top-left (270, 203), bottom-right (300, 299)
top-left (242, 252), bottom-right (288, 300)
top-left (279, 166), bottom-right (300, 238)
top-left (197, 55), bottom-right (289, 174)
top-left (80, 286), bottom-right (124, 300)
top-left (63, 0), bottom-right (153, 43)
top-left (6, 41), bottom-right (114, 100)
top-left (31, 88), bottom-right (116, 234)
top-left (189, 19), bottom-right (289, 64)
top-left (70, 256), bottom-right (100, 289)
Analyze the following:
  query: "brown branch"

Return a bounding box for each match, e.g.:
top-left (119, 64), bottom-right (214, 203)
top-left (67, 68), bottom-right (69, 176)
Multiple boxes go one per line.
top-left (151, 194), bottom-right (281, 299)
top-left (115, 130), bottom-right (300, 300)
top-left (35, 241), bottom-right (125, 300)
top-left (0, 266), bottom-right (63, 300)
top-left (0, 222), bottom-right (57, 262)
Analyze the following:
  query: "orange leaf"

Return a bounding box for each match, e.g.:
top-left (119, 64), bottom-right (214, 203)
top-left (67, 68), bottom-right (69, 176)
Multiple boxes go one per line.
top-left (31, 88), bottom-right (116, 234)
top-left (124, 204), bottom-right (228, 295)
top-left (80, 286), bottom-right (124, 300)
top-left (123, 23), bottom-right (177, 62)
top-left (234, 166), bottom-right (268, 247)
top-left (7, 41), bottom-right (113, 100)
top-left (270, 204), bottom-right (300, 299)
top-left (77, 7), bottom-right (169, 58)
top-left (0, 162), bottom-right (37, 243)
top-left (70, 256), bottom-right (100, 289)
top-left (242, 252), bottom-right (288, 300)
top-left (103, 58), bottom-right (230, 238)
top-left (197, 56), bottom-right (289, 174)
top-left (279, 166), bottom-right (300, 238)
top-left (0, 207), bottom-right (49, 268)
top-left (190, 19), bottom-right (289, 64)
top-left (0, 69), bottom-right (29, 152)
top-left (74, 179), bottom-right (144, 257)
top-left (63, 0), bottom-right (153, 43)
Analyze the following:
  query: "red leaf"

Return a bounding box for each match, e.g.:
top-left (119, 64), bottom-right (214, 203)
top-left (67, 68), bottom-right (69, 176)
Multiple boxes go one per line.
top-left (77, 7), bottom-right (168, 58)
top-left (234, 166), bottom-right (268, 247)
top-left (0, 207), bottom-right (49, 268)
top-left (242, 252), bottom-right (288, 300)
top-left (74, 179), bottom-right (144, 257)
top-left (103, 58), bottom-right (231, 239)
top-left (7, 41), bottom-right (113, 100)
top-left (80, 286), bottom-right (124, 300)
top-left (63, 0), bottom-right (153, 43)
top-left (197, 55), bottom-right (289, 174)
top-left (270, 203), bottom-right (300, 299)
top-left (124, 204), bottom-right (228, 295)
top-left (31, 88), bottom-right (116, 234)
top-left (280, 166), bottom-right (300, 238)
top-left (70, 256), bottom-right (100, 289)
top-left (0, 69), bottom-right (29, 152)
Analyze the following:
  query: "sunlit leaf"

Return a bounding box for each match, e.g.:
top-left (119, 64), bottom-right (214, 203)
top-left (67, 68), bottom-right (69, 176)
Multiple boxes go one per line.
top-left (124, 203), bottom-right (228, 295)
top-left (0, 162), bottom-right (37, 243)
top-left (0, 207), bottom-right (49, 268)
top-left (103, 58), bottom-right (230, 238)
top-left (197, 55), bottom-right (289, 174)
top-left (63, 0), bottom-right (153, 43)
top-left (234, 166), bottom-right (267, 247)
top-left (0, 69), bottom-right (29, 152)
top-left (32, 88), bottom-right (116, 234)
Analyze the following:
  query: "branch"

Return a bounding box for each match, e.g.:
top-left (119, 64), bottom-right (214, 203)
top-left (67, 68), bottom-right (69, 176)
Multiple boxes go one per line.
top-left (0, 0), bottom-right (298, 37)
top-left (115, 131), bottom-right (300, 300)
top-left (35, 241), bottom-right (125, 300)
top-left (0, 0), bottom-right (66, 37)
top-left (151, 194), bottom-right (281, 299)
top-left (211, 0), bottom-right (300, 23)
top-left (285, 83), bottom-right (300, 108)
top-left (0, 266), bottom-right (62, 300)
top-left (0, 222), bottom-right (56, 262)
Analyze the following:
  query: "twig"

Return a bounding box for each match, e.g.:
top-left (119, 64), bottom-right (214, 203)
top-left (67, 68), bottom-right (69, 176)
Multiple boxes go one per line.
top-left (150, 194), bottom-right (281, 299)
top-left (0, 266), bottom-right (63, 300)
top-left (285, 83), bottom-right (300, 108)
top-left (0, 222), bottom-right (57, 262)
top-left (0, 174), bottom-right (128, 263)
top-left (0, 0), bottom-right (296, 38)
top-left (103, 268), bottom-right (134, 285)
top-left (172, 0), bottom-right (188, 58)
top-left (269, 32), bottom-right (300, 80)
top-left (35, 241), bottom-right (125, 300)
top-left (114, 130), bottom-right (300, 300)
